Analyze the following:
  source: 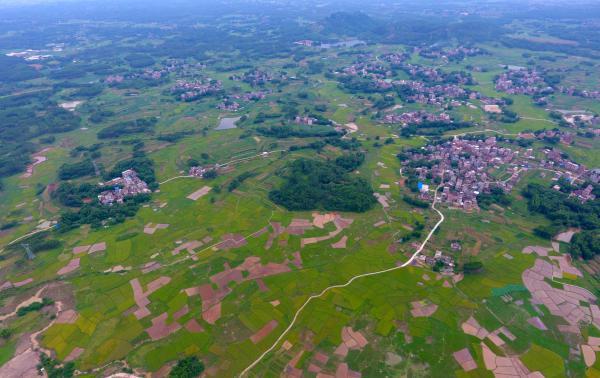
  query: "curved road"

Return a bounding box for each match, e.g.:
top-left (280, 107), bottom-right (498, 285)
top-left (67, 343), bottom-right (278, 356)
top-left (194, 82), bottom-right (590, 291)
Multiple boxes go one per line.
top-left (239, 183), bottom-right (445, 377)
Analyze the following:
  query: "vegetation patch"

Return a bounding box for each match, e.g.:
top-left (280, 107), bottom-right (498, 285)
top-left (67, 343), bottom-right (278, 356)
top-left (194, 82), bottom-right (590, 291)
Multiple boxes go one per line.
top-left (269, 155), bottom-right (376, 212)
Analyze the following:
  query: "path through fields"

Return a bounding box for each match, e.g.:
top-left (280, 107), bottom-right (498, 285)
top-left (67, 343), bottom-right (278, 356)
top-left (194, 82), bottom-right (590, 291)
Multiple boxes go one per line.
top-left (239, 183), bottom-right (445, 377)
top-left (159, 149), bottom-right (286, 185)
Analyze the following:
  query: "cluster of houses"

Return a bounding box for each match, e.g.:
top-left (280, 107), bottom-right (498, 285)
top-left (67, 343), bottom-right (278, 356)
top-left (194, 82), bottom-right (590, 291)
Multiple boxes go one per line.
top-left (381, 111), bottom-right (451, 126)
top-left (98, 170), bottom-right (151, 205)
top-left (395, 80), bottom-right (470, 105)
top-left (294, 40), bottom-right (314, 47)
top-left (217, 100), bottom-right (240, 111)
top-left (404, 133), bottom-right (598, 210)
top-left (519, 129), bottom-right (575, 145)
top-left (406, 137), bottom-right (520, 210)
top-left (402, 64), bottom-right (475, 85)
top-left (558, 86), bottom-right (600, 100)
top-left (216, 90), bottom-right (269, 111)
top-left (188, 165), bottom-right (219, 178)
top-left (294, 115), bottom-right (318, 125)
top-left (380, 52), bottom-right (410, 66)
top-left (170, 79), bottom-right (223, 101)
top-left (230, 69), bottom-right (282, 86)
top-left (231, 91), bottom-right (268, 101)
top-left (494, 69), bottom-right (553, 96)
top-left (571, 185), bottom-right (596, 203)
top-left (105, 60), bottom-right (206, 86)
top-left (417, 250), bottom-right (455, 273)
top-left (541, 149), bottom-right (589, 178)
top-left (341, 60), bottom-right (389, 79)
top-left (416, 46), bottom-right (484, 61)
top-left (334, 54), bottom-right (481, 108)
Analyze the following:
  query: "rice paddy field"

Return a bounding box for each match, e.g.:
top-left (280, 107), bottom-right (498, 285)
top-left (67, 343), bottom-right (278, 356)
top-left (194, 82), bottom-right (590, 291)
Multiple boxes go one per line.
top-left (0, 11), bottom-right (599, 377)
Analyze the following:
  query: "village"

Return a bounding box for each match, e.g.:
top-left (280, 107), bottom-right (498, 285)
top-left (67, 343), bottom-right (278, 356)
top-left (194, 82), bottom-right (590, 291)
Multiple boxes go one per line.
top-left (401, 135), bottom-right (598, 211)
top-left (416, 45), bottom-right (485, 61)
top-left (402, 136), bottom-right (520, 210)
top-left (97, 169), bottom-right (151, 205)
top-left (494, 68), bottom-right (553, 96)
top-left (230, 69), bottom-right (285, 86)
top-left (170, 78), bottom-right (224, 101)
top-left (381, 110), bottom-right (451, 126)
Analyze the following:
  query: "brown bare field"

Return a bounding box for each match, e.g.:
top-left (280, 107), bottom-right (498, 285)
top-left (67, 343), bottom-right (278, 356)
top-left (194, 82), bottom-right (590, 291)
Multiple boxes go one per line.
top-left (186, 185), bottom-right (212, 201)
top-left (523, 258), bottom-right (597, 329)
top-left (527, 317), bottom-right (547, 330)
top-left (55, 309), bottom-right (78, 324)
top-left (410, 300), bottom-right (438, 317)
top-left (64, 347), bottom-right (85, 362)
top-left (172, 240), bottom-right (203, 256)
top-left (143, 223), bottom-right (170, 235)
top-left (57, 258), bottom-right (80, 276)
top-left (88, 242), bottom-right (106, 254)
top-left (130, 276), bottom-right (171, 320)
top-left (331, 236), bottom-right (348, 249)
top-left (215, 233), bottom-right (247, 250)
top-left (146, 312), bottom-right (181, 340)
top-left (481, 342), bottom-right (537, 377)
top-left (250, 320), bottom-right (278, 344)
top-left (185, 319), bottom-right (204, 333)
top-left (141, 261), bottom-right (161, 274)
top-left (453, 348), bottom-right (477, 372)
top-left (72, 245), bottom-right (90, 254)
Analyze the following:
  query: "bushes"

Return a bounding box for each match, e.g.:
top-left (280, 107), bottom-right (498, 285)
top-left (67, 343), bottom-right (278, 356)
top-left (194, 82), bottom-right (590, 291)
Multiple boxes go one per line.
top-left (89, 110), bottom-right (115, 124)
top-left (53, 182), bottom-right (99, 208)
top-left (569, 231), bottom-right (599, 260)
top-left (97, 117), bottom-right (157, 139)
top-left (58, 193), bottom-right (151, 230)
top-left (30, 238), bottom-right (62, 253)
top-left (334, 152), bottom-right (365, 171)
top-left (38, 354), bottom-right (74, 378)
top-left (462, 261), bottom-right (483, 274)
top-left (523, 183), bottom-right (599, 231)
top-left (477, 187), bottom-right (512, 209)
top-left (17, 297), bottom-right (54, 317)
top-left (403, 195), bottom-right (430, 208)
top-left (228, 171), bottom-right (256, 192)
top-left (169, 356), bottom-right (205, 378)
top-left (256, 125), bottom-right (340, 139)
top-left (0, 328), bottom-right (12, 339)
top-left (58, 159), bottom-right (95, 180)
top-left (157, 131), bottom-right (193, 142)
top-left (0, 55), bottom-right (38, 82)
top-left (124, 53), bottom-right (155, 68)
top-left (0, 95), bottom-right (81, 179)
top-left (70, 84), bottom-right (103, 99)
top-left (400, 121), bottom-right (472, 137)
top-left (269, 157), bottom-right (376, 212)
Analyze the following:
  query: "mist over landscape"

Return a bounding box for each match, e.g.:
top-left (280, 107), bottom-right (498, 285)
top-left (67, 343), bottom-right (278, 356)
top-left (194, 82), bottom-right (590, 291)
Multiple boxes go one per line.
top-left (0, 1), bottom-right (599, 377)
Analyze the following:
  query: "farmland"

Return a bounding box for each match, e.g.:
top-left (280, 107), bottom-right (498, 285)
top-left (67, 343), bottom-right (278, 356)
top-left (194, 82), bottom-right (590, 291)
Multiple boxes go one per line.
top-left (0, 1), bottom-right (599, 377)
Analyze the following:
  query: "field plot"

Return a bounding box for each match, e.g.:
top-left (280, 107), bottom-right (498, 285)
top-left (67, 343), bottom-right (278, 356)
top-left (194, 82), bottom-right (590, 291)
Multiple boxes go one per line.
top-left (0, 3), bottom-right (598, 378)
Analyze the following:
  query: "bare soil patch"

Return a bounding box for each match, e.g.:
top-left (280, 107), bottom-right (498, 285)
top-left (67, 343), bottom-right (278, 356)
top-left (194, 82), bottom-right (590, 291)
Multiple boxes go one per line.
top-left (57, 258), bottom-right (80, 275)
top-left (250, 320), bottom-right (278, 344)
top-left (186, 186), bottom-right (212, 201)
top-left (453, 348), bottom-right (477, 371)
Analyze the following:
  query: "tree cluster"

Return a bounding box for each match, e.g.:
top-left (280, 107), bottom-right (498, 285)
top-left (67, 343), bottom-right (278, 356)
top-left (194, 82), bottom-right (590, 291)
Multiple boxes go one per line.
top-left (269, 156), bottom-right (376, 212)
